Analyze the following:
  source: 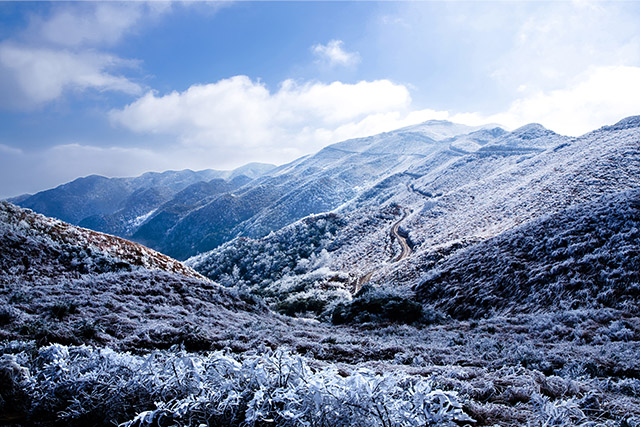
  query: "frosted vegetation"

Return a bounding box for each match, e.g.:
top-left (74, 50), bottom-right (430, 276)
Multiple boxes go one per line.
top-left (187, 213), bottom-right (351, 319)
top-left (1, 343), bottom-right (472, 426)
top-left (2, 117), bottom-right (640, 425)
top-left (417, 189), bottom-right (640, 319)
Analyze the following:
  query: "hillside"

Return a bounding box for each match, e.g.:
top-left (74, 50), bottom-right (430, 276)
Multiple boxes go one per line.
top-left (416, 189), bottom-right (640, 319)
top-left (315, 116), bottom-right (640, 290)
top-left (0, 201), bottom-right (201, 280)
top-left (0, 201), bottom-right (266, 350)
top-left (187, 212), bottom-right (351, 318)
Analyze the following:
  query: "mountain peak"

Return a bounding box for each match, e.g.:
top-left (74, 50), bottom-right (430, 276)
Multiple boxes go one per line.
top-left (602, 115), bottom-right (640, 131)
top-left (509, 123), bottom-right (557, 140)
top-left (421, 119), bottom-right (456, 126)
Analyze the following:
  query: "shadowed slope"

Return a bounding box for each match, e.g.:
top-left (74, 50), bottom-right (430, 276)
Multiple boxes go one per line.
top-left (416, 190), bottom-right (640, 319)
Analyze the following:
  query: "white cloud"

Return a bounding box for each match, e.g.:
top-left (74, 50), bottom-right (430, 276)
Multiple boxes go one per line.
top-left (312, 40), bottom-right (360, 68)
top-left (34, 3), bottom-right (147, 47)
top-left (110, 76), bottom-right (412, 155)
top-left (0, 43), bottom-right (142, 109)
top-left (0, 2), bottom-right (165, 110)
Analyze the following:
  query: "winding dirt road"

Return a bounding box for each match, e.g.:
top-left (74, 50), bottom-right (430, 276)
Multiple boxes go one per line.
top-left (390, 211), bottom-right (411, 262)
top-left (355, 208), bottom-right (411, 293)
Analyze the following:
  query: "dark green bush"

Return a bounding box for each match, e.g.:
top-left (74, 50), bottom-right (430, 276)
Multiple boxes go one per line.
top-left (49, 300), bottom-right (78, 320)
top-left (331, 286), bottom-right (427, 325)
top-left (0, 307), bottom-right (14, 325)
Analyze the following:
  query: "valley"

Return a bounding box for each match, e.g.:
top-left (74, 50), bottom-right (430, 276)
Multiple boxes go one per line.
top-left (1, 117), bottom-right (640, 426)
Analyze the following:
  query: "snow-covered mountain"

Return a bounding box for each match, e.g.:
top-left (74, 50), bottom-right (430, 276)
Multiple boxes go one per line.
top-left (189, 115), bottom-right (640, 320)
top-left (126, 120), bottom-right (506, 259)
top-left (11, 122), bottom-right (507, 260)
top-left (13, 169), bottom-right (222, 224)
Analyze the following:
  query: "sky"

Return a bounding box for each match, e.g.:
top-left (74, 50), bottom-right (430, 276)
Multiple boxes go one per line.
top-left (1, 1), bottom-right (639, 198)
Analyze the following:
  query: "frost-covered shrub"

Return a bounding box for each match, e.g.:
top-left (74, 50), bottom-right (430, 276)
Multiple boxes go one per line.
top-left (263, 267), bottom-right (352, 318)
top-left (275, 287), bottom-right (350, 318)
top-left (189, 214), bottom-right (345, 290)
top-left (121, 350), bottom-right (474, 427)
top-left (48, 300), bottom-right (78, 320)
top-left (530, 394), bottom-right (586, 426)
top-left (0, 306), bottom-right (15, 325)
top-left (3, 344), bottom-right (474, 427)
top-left (604, 320), bottom-right (636, 342)
top-left (0, 353), bottom-right (31, 416)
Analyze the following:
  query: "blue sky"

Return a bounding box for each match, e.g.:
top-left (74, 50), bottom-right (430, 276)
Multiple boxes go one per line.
top-left (1, 1), bottom-right (640, 198)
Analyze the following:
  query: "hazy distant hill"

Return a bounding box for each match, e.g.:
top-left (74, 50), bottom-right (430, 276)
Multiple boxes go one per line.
top-left (15, 169), bottom-right (222, 224)
top-left (11, 163), bottom-right (275, 250)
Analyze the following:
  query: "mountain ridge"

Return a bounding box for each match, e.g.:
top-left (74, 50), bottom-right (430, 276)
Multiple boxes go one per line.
top-left (186, 114), bottom-right (640, 322)
top-left (11, 117), bottom-right (640, 268)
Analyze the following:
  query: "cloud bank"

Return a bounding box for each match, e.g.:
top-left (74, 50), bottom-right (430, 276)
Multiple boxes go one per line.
top-left (110, 76), bottom-right (413, 157)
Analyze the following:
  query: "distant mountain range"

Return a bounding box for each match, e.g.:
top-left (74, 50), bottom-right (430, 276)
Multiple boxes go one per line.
top-left (9, 163), bottom-right (275, 258)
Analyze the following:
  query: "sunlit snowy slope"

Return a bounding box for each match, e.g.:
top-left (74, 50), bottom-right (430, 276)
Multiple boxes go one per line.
top-left (190, 116), bottom-right (640, 320)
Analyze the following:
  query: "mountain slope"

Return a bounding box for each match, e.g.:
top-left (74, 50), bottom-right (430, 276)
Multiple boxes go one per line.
top-left (415, 189), bottom-right (640, 319)
top-left (0, 202), bottom-right (273, 351)
top-left (320, 116), bottom-right (640, 289)
top-left (127, 175), bottom-right (252, 249)
top-left (0, 201), bottom-right (202, 279)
